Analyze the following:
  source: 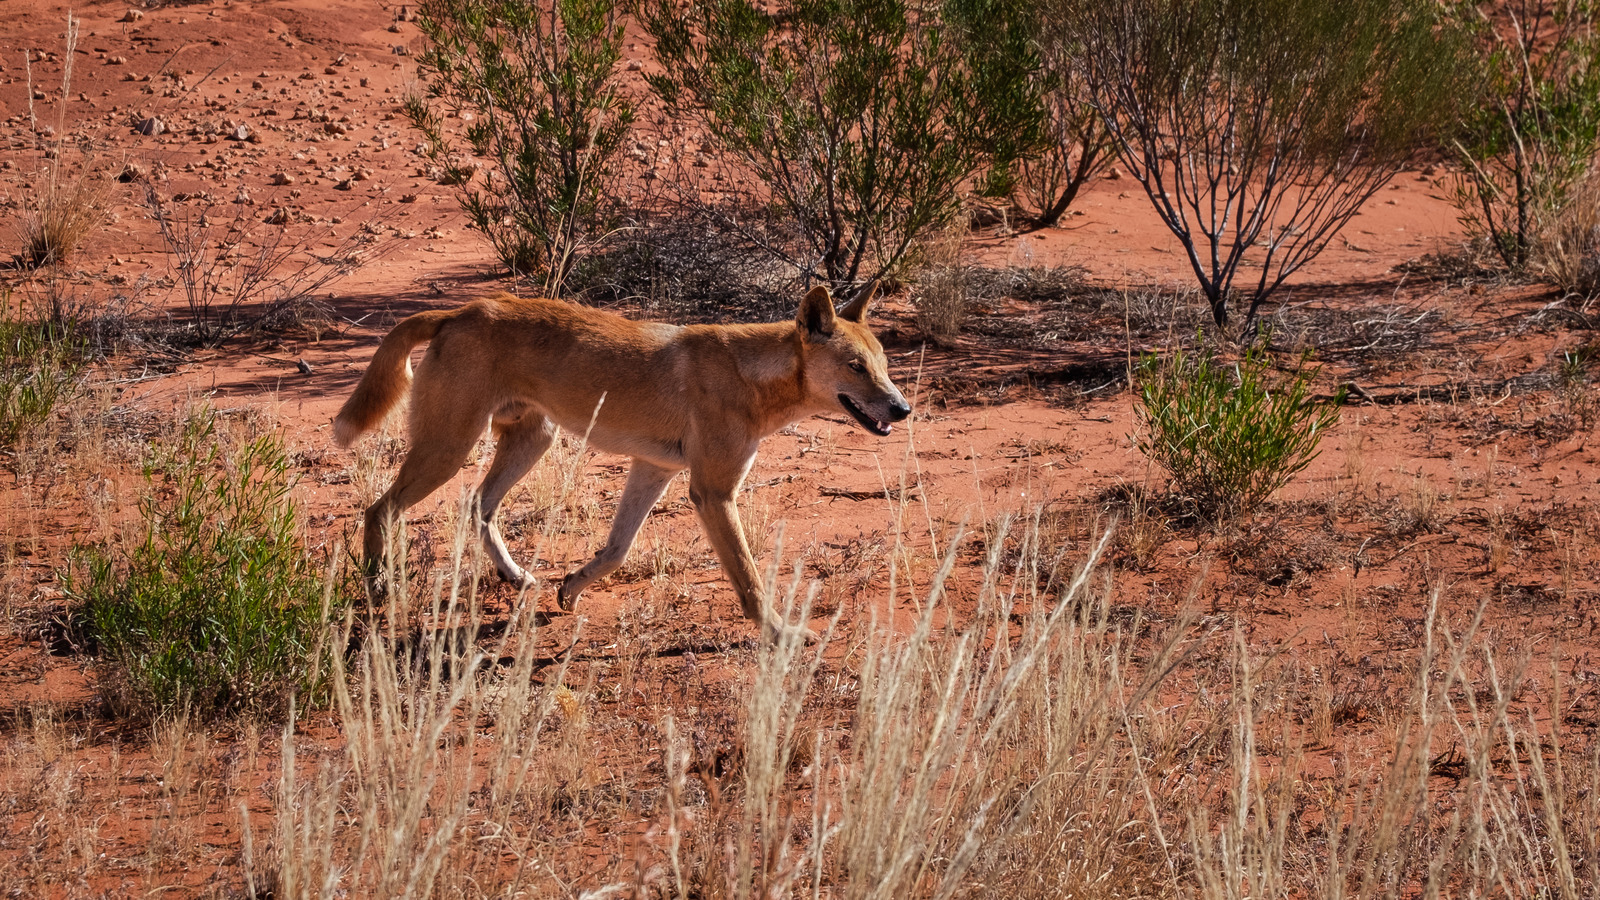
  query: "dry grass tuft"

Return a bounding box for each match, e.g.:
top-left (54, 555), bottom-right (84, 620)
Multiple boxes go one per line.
top-left (16, 174), bottom-right (113, 270)
top-left (1537, 166), bottom-right (1600, 301)
top-left (913, 220), bottom-right (972, 347)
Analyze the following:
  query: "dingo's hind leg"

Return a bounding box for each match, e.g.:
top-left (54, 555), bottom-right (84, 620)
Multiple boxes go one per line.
top-left (477, 412), bottom-right (556, 588)
top-left (362, 406), bottom-right (486, 585)
top-left (558, 461), bottom-right (679, 611)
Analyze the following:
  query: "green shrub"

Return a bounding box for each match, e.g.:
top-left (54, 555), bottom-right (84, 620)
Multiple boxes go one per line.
top-left (1135, 341), bottom-right (1342, 520)
top-left (640, 0), bottom-right (1034, 290)
top-left (407, 0), bottom-right (634, 291)
top-left (945, 0), bottom-right (1108, 227)
top-left (0, 298), bottom-right (86, 449)
top-left (63, 411), bottom-right (337, 722)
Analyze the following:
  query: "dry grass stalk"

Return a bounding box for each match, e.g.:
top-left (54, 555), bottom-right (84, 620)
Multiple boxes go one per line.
top-left (15, 15), bottom-right (111, 271)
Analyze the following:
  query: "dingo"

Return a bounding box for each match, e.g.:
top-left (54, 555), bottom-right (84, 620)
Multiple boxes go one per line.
top-left (334, 284), bottom-right (910, 641)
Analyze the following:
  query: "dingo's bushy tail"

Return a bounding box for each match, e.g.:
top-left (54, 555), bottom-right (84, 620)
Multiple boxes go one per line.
top-left (333, 309), bottom-right (456, 448)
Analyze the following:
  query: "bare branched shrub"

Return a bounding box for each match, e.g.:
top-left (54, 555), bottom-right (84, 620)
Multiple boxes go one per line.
top-left (144, 183), bottom-right (388, 347)
top-left (1055, 0), bottom-right (1474, 327)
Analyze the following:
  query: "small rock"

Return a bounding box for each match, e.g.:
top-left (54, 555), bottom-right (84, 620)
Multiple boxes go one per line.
top-left (324, 66), bottom-right (338, 75)
top-left (323, 121), bottom-right (350, 135)
top-left (251, 79), bottom-right (263, 89)
top-left (134, 116), bottom-right (165, 136)
top-left (627, 59), bottom-right (644, 71)
top-left (230, 123), bottom-right (250, 141)
top-left (265, 207), bottom-right (290, 224)
top-left (106, 55), bottom-right (127, 65)
top-left (399, 193), bottom-right (418, 203)
top-left (120, 8), bottom-right (143, 22)
top-left (270, 172), bottom-right (295, 185)
top-left (334, 178), bottom-right (353, 191)
top-left (116, 162), bottom-right (146, 183)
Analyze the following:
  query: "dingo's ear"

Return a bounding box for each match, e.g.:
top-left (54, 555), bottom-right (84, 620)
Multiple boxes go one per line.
top-left (798, 284), bottom-right (835, 337)
top-left (839, 280), bottom-right (876, 323)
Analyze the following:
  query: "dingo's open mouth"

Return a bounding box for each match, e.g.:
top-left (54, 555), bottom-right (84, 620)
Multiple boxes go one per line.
top-left (839, 394), bottom-right (892, 436)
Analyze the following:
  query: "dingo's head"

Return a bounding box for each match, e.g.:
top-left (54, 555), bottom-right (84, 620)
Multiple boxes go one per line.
top-left (798, 283), bottom-right (911, 436)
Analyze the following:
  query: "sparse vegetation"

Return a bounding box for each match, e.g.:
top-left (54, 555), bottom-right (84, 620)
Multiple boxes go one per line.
top-left (913, 220), bottom-right (971, 345)
top-left (62, 410), bottom-right (337, 722)
top-left (947, 0), bottom-right (1108, 227)
top-left (1135, 339), bottom-right (1343, 519)
top-left (144, 184), bottom-right (378, 347)
top-left (1538, 165), bottom-right (1600, 299)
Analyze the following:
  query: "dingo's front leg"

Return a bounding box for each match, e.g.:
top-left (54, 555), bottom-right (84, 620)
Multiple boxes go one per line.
top-left (557, 461), bottom-right (679, 610)
top-left (687, 463), bottom-right (817, 645)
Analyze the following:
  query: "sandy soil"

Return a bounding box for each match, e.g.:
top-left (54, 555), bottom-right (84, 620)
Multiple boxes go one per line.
top-left (1, 0), bottom-right (1598, 896)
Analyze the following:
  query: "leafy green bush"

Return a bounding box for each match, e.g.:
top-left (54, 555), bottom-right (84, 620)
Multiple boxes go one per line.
top-left (64, 411), bottom-right (337, 722)
top-left (945, 0), bottom-right (1108, 227)
top-left (407, 0), bottom-right (633, 291)
top-left (1448, 0), bottom-right (1600, 274)
top-left (640, 0), bottom-right (1034, 289)
top-left (0, 298), bottom-right (85, 449)
top-left (1135, 341), bottom-right (1342, 520)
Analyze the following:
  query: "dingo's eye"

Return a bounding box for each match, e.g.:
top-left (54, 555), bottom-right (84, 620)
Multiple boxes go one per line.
top-left (848, 360), bottom-right (866, 373)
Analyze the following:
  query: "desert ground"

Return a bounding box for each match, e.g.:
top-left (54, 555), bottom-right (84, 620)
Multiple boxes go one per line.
top-left (1, 0), bottom-right (1598, 897)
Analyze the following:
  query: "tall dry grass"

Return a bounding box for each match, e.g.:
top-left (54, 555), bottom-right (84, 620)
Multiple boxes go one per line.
top-left (237, 489), bottom-right (1600, 899)
top-left (14, 397), bottom-right (1594, 898)
top-left (14, 15), bottom-right (111, 271)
